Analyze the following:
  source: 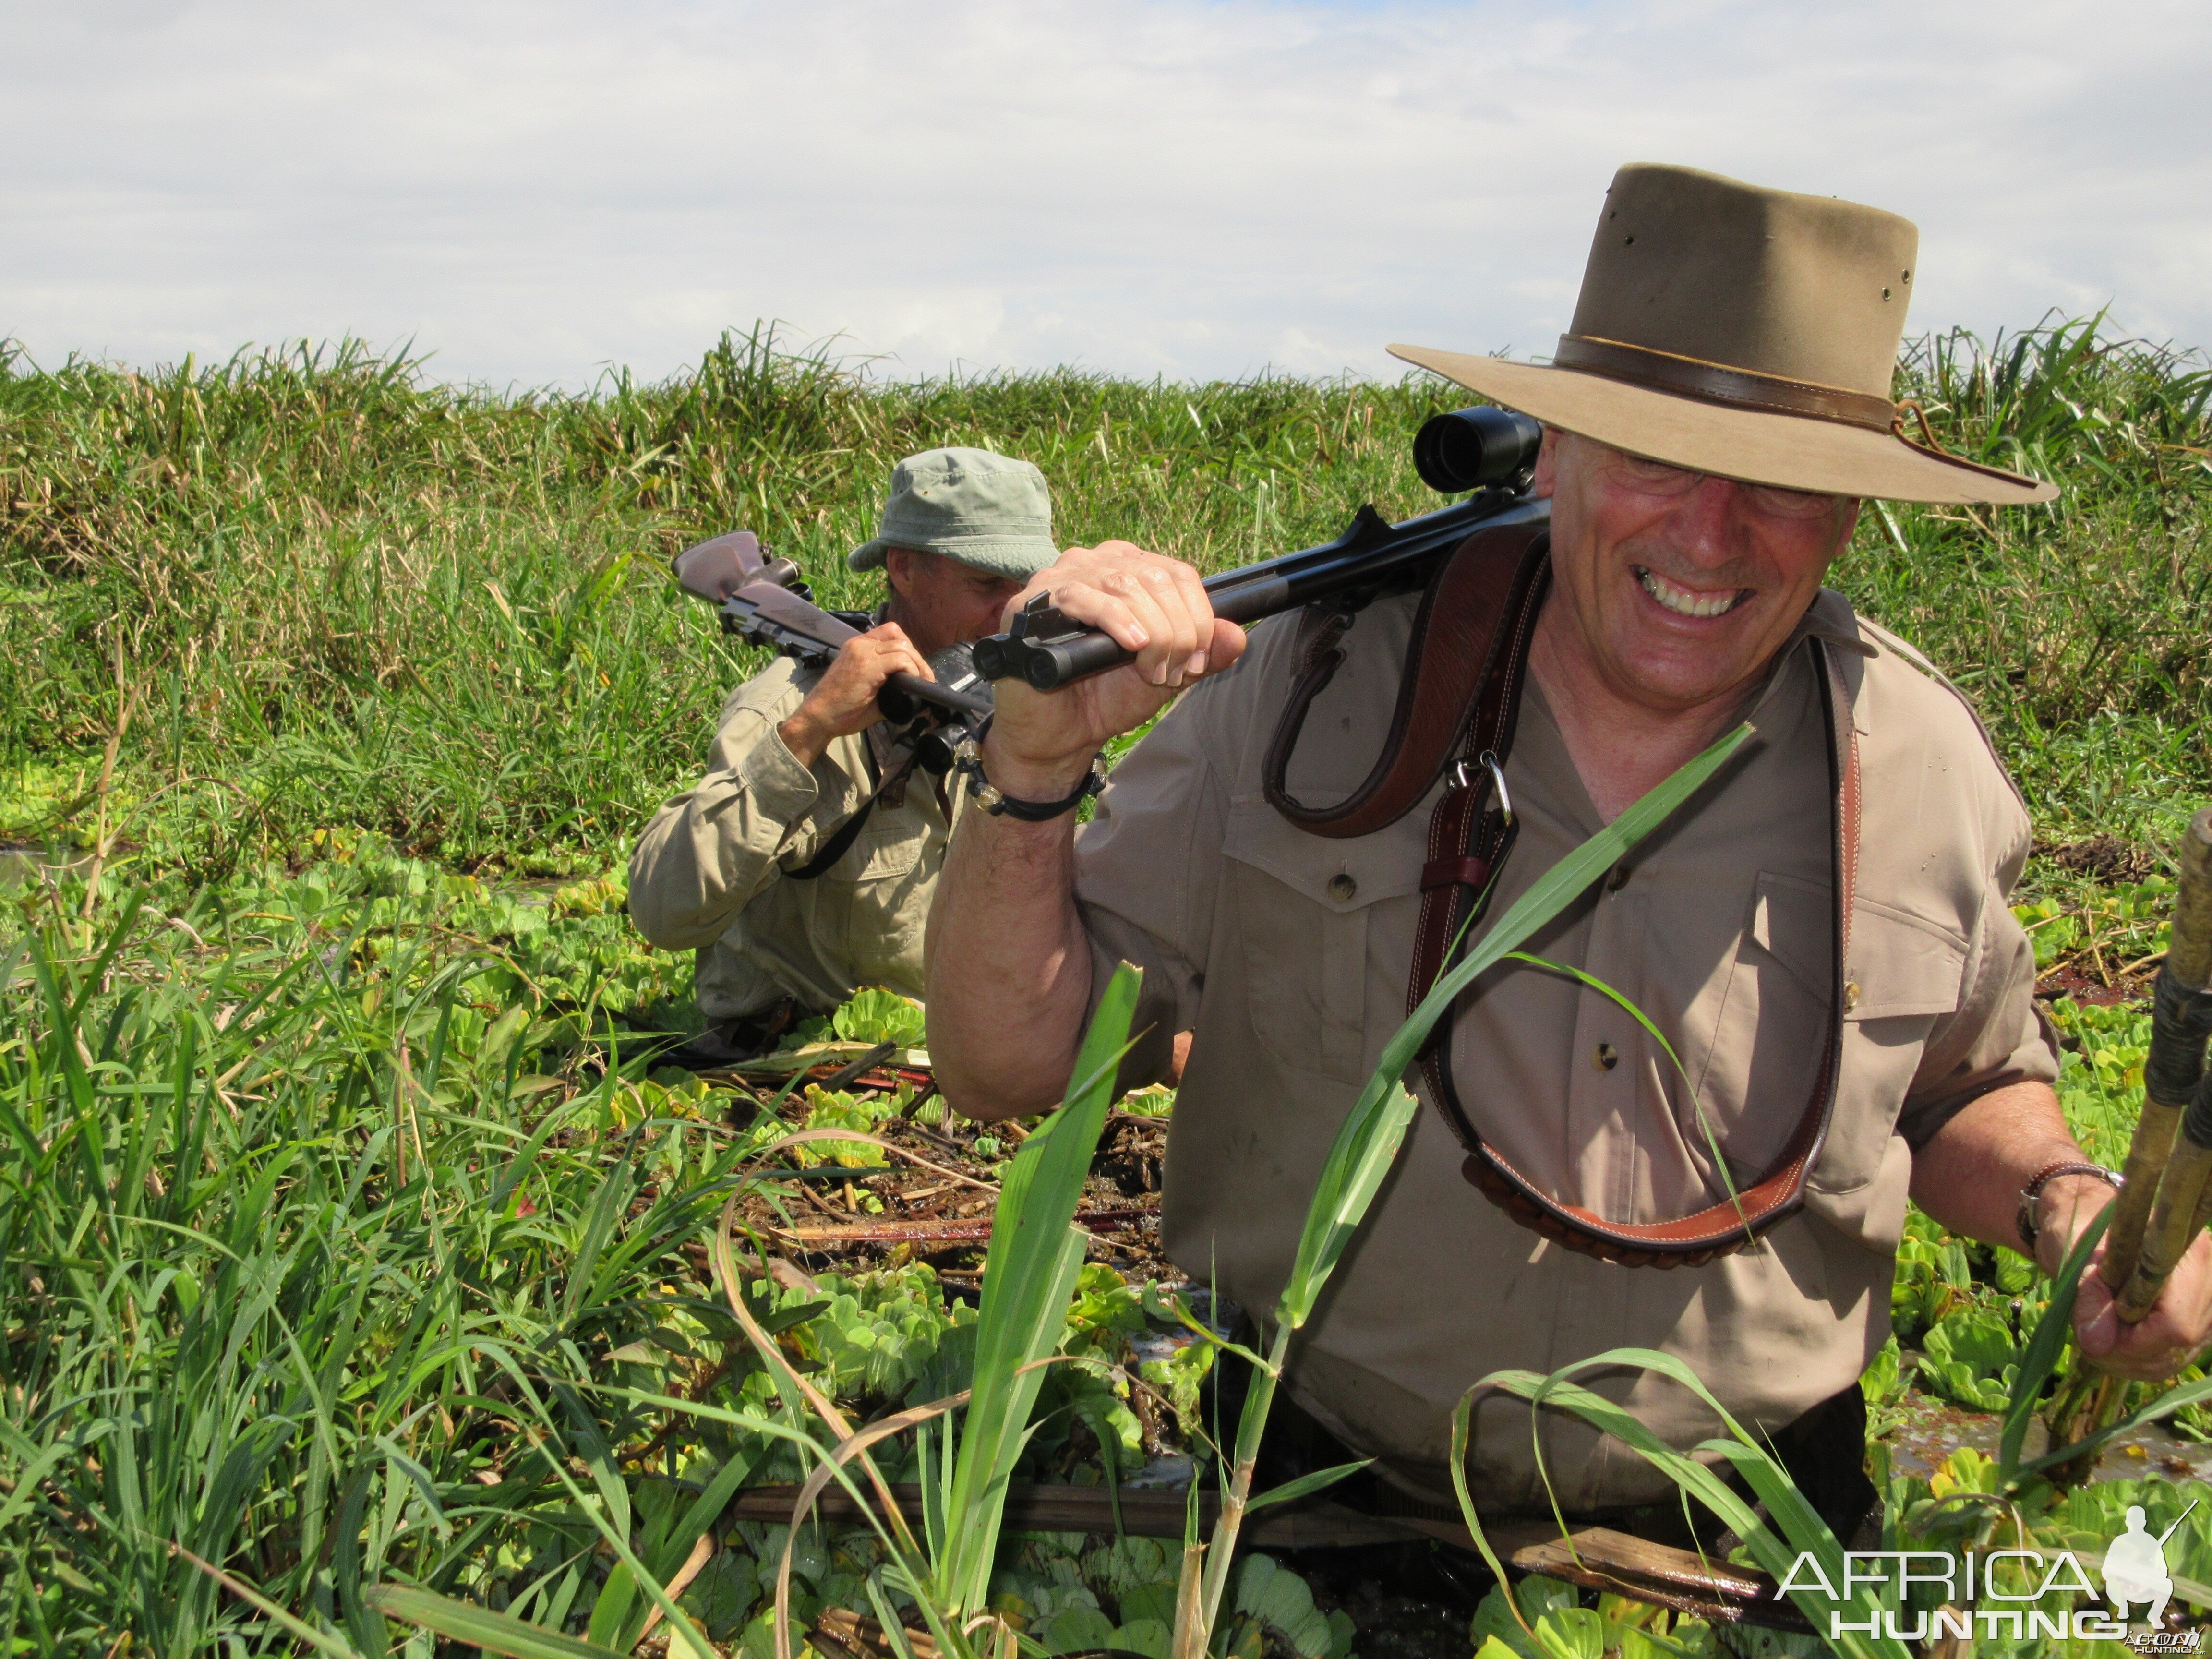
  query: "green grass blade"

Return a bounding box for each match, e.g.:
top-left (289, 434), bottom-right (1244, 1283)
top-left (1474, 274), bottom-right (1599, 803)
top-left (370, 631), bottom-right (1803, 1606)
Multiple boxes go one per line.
top-left (937, 962), bottom-right (1141, 1612)
top-left (2015, 1370), bottom-right (2212, 1479)
top-left (170, 1541), bottom-right (368, 1658)
top-left (365, 1584), bottom-right (628, 1658)
top-left (1277, 1082), bottom-right (1419, 1328)
top-left (1241, 1459), bottom-right (1371, 1514)
top-left (1997, 1203), bottom-right (2109, 1479)
top-left (1280, 725), bottom-right (1749, 1328)
top-left (1462, 1348), bottom-right (1909, 1659)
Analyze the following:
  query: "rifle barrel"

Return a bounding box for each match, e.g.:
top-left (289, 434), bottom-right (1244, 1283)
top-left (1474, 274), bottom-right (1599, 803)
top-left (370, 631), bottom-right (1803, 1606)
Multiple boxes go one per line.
top-left (974, 494), bottom-right (1549, 691)
top-left (879, 671), bottom-right (992, 723)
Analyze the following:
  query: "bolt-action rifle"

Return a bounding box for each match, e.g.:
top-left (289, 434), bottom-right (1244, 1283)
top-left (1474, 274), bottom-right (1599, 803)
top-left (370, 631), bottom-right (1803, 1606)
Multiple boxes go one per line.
top-left (671, 529), bottom-right (992, 776)
top-left (972, 406), bottom-right (1551, 691)
top-left (675, 404), bottom-right (1548, 770)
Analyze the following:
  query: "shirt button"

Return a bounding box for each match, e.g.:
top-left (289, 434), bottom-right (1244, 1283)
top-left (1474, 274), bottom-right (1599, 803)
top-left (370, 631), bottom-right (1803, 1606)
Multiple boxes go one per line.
top-left (1594, 1042), bottom-right (1620, 1072)
top-left (1327, 873), bottom-right (1358, 902)
top-left (1844, 979), bottom-right (1860, 1013)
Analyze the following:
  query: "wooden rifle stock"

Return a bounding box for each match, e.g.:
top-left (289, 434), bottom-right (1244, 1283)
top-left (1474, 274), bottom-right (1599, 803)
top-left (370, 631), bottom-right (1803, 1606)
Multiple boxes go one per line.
top-left (670, 529), bottom-right (992, 745)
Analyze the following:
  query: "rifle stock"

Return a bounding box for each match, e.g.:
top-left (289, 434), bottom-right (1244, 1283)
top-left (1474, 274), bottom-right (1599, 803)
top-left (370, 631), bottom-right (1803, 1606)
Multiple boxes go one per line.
top-left (673, 529), bottom-right (807, 603)
top-left (671, 529), bottom-right (992, 772)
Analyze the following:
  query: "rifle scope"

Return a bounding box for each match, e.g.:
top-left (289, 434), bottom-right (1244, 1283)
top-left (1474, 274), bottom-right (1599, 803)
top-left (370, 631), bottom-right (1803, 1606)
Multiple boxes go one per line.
top-left (1413, 406), bottom-right (1544, 494)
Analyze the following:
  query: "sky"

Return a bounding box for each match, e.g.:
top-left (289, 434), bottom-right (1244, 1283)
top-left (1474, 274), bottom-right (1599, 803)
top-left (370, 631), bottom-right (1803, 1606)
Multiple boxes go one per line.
top-left (4, 0), bottom-right (2209, 389)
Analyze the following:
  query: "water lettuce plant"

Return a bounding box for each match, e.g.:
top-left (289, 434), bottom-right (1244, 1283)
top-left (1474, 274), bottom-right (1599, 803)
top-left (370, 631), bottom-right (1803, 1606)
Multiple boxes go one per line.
top-left (1918, 1310), bottom-right (2022, 1414)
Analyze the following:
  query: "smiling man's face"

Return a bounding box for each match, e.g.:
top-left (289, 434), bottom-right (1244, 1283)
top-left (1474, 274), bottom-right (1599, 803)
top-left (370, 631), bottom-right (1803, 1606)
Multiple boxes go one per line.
top-left (1534, 429), bottom-right (1861, 718)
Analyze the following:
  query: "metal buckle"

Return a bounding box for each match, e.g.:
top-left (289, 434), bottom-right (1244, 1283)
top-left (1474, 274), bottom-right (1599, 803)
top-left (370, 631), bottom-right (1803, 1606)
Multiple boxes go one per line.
top-left (1449, 751), bottom-right (1513, 825)
top-left (951, 739), bottom-right (1003, 811)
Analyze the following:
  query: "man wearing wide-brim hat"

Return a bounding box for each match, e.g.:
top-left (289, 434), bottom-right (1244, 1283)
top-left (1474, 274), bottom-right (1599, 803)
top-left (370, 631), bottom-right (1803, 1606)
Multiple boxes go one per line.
top-left (924, 165), bottom-right (2212, 1521)
top-left (629, 446), bottom-right (1052, 1060)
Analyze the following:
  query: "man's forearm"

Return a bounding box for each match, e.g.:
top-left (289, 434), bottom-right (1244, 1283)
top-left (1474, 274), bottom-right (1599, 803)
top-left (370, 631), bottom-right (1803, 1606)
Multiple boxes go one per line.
top-left (923, 534), bottom-right (1244, 1121)
top-left (627, 715), bottom-right (829, 950)
top-left (1910, 1079), bottom-right (2104, 1272)
top-left (925, 805), bottom-right (1098, 1120)
top-left (628, 788), bottom-right (798, 949)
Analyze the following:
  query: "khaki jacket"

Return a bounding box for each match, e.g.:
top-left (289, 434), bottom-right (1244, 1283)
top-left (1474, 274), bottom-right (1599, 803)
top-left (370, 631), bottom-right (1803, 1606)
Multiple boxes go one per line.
top-left (629, 656), bottom-right (952, 1019)
top-left (1073, 587), bottom-right (2054, 1514)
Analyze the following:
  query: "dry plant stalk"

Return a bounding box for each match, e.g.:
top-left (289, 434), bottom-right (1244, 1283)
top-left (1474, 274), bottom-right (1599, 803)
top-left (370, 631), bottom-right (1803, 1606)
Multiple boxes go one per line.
top-left (81, 632), bottom-right (139, 934)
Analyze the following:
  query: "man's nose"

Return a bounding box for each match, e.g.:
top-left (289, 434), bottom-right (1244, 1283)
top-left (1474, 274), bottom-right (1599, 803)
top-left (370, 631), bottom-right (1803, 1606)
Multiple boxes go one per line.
top-left (1666, 476), bottom-right (1756, 566)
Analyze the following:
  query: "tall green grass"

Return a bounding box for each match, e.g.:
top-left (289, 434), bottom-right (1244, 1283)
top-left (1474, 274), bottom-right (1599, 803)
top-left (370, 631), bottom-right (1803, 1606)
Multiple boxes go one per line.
top-left (3, 317), bottom-right (2206, 875)
top-left (1852, 319), bottom-right (2212, 842)
top-left (346, 727), bottom-right (1752, 1659)
top-left (0, 859), bottom-right (765, 1655)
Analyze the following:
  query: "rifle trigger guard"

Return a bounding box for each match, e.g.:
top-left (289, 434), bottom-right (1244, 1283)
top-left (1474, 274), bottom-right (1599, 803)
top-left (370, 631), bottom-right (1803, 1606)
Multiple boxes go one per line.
top-left (1450, 751), bottom-right (1512, 826)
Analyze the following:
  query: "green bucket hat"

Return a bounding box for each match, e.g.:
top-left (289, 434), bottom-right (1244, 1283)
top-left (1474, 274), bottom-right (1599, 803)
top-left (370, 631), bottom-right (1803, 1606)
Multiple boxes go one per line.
top-left (848, 446), bottom-right (1059, 578)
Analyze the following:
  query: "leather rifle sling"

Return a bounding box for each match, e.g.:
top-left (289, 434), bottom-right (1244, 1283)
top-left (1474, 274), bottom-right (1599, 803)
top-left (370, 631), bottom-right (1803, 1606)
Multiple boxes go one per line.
top-left (1263, 519), bottom-right (1554, 839)
top-left (1417, 633), bottom-right (1860, 1267)
top-left (1264, 523), bottom-right (1860, 1266)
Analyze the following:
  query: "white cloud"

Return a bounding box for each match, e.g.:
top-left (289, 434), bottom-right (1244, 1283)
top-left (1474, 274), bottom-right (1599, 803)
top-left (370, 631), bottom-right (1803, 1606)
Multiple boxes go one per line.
top-left (2, 0), bottom-right (2207, 386)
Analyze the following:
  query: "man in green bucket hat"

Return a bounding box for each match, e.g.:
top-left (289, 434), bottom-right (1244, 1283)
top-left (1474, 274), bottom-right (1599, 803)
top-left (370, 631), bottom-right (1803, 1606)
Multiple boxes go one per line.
top-left (846, 446), bottom-right (1059, 580)
top-left (629, 446), bottom-right (1058, 1061)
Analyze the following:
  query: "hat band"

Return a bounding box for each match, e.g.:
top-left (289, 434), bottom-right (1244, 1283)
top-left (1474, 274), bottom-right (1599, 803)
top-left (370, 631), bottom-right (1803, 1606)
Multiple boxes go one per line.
top-left (1552, 335), bottom-right (1897, 433)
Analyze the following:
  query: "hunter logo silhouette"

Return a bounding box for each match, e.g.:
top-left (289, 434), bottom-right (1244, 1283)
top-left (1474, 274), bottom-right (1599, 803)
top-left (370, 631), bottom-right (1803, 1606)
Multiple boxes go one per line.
top-left (1781, 1500), bottom-right (2205, 1642)
top-left (2104, 1499), bottom-right (2195, 1630)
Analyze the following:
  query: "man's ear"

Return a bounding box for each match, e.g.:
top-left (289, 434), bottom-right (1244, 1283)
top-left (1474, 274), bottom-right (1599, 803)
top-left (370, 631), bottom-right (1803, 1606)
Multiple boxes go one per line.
top-left (884, 546), bottom-right (936, 600)
top-left (1531, 427), bottom-right (1563, 500)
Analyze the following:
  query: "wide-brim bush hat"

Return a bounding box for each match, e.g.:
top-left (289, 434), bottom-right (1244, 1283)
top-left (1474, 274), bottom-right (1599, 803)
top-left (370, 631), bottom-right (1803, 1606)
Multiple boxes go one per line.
top-left (1389, 164), bottom-right (2057, 506)
top-left (849, 446), bottom-right (1060, 577)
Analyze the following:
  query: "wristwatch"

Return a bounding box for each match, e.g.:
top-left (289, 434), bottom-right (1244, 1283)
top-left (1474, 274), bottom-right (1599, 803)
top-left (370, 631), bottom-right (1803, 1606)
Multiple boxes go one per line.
top-left (2015, 1160), bottom-right (2121, 1253)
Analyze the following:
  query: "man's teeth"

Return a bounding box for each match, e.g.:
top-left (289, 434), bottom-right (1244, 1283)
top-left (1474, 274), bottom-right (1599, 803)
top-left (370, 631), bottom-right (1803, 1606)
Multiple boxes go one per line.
top-left (1637, 568), bottom-right (1744, 619)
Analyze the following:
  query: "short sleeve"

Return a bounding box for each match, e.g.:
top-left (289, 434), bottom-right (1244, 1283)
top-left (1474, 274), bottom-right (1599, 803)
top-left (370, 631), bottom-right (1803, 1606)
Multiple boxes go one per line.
top-left (1893, 828), bottom-right (2058, 1149)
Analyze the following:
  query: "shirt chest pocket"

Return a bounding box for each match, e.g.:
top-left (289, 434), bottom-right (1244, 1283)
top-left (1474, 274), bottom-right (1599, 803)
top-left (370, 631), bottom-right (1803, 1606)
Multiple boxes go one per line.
top-left (1220, 794), bottom-right (1424, 1084)
top-left (817, 813), bottom-right (935, 966)
top-left (1749, 880), bottom-right (1968, 1026)
top-left (1693, 874), bottom-right (1970, 1198)
top-left (1785, 889), bottom-right (1968, 1199)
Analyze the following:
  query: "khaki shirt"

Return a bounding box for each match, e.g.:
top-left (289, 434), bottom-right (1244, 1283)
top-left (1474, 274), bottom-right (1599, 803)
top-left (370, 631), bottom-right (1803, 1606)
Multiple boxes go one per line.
top-left (629, 656), bottom-right (952, 1020)
top-left (1074, 587), bottom-right (2055, 1514)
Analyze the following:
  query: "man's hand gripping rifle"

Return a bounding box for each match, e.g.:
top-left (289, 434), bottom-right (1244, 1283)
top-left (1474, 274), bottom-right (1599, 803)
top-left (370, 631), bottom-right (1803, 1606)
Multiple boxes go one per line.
top-left (671, 529), bottom-right (993, 775)
top-left (972, 406), bottom-right (1551, 690)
